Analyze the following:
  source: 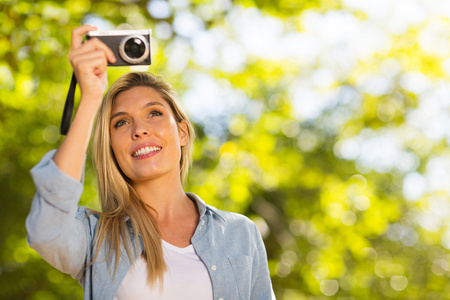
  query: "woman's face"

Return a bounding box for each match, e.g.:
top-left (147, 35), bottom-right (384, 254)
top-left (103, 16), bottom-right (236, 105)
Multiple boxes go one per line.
top-left (109, 86), bottom-right (188, 184)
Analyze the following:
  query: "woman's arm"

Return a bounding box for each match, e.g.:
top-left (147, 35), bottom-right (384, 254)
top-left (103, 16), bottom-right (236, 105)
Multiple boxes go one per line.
top-left (53, 25), bottom-right (115, 181)
top-left (26, 25), bottom-right (116, 278)
top-left (27, 150), bottom-right (89, 278)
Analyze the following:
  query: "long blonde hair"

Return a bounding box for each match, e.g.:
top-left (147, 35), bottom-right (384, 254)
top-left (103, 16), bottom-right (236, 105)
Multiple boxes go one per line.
top-left (90, 72), bottom-right (195, 285)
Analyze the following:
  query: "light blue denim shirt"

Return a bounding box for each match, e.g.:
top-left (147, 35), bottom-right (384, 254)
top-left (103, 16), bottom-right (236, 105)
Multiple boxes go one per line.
top-left (26, 150), bottom-right (275, 300)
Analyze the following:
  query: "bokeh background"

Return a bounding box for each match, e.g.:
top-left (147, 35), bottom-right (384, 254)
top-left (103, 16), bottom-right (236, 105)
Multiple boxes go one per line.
top-left (2, 0), bottom-right (450, 299)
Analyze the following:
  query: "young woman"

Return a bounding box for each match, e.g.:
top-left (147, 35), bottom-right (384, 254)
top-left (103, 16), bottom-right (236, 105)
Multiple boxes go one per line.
top-left (26, 25), bottom-right (275, 300)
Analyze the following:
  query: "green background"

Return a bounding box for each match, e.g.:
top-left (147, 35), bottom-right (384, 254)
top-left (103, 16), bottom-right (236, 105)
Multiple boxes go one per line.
top-left (2, 0), bottom-right (450, 299)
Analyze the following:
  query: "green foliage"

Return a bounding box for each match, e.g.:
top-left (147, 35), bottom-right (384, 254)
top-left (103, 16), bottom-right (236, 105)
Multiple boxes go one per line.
top-left (2, 0), bottom-right (450, 299)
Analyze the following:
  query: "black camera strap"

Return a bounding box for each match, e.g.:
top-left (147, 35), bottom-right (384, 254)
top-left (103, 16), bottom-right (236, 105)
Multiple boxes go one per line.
top-left (60, 72), bottom-right (77, 135)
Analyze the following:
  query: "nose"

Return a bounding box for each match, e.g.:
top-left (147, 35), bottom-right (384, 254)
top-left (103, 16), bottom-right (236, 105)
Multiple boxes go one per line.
top-left (132, 123), bottom-right (151, 139)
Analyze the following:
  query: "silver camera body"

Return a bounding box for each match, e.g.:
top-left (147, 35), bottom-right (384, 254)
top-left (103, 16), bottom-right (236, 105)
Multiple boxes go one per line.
top-left (86, 29), bottom-right (152, 66)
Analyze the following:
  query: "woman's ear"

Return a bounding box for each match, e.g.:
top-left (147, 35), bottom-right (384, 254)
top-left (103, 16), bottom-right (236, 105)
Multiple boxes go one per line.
top-left (178, 120), bottom-right (189, 146)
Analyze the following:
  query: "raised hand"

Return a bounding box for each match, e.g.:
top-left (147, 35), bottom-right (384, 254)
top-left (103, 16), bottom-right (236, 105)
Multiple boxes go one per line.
top-left (53, 25), bottom-right (116, 180)
top-left (68, 25), bottom-right (116, 102)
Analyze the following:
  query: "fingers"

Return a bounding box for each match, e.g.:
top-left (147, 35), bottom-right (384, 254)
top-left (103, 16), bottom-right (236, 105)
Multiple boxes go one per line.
top-left (92, 38), bottom-right (116, 63)
top-left (71, 25), bottom-right (97, 50)
top-left (69, 38), bottom-right (116, 64)
top-left (71, 50), bottom-right (108, 75)
top-left (71, 49), bottom-right (109, 99)
top-left (68, 26), bottom-right (114, 100)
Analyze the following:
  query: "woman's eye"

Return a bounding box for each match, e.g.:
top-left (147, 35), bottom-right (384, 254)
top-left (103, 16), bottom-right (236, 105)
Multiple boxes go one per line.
top-left (114, 120), bottom-right (128, 128)
top-left (149, 110), bottom-right (162, 117)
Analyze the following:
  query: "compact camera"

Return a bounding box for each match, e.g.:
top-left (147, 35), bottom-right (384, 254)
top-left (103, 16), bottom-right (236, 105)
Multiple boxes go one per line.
top-left (86, 29), bottom-right (152, 66)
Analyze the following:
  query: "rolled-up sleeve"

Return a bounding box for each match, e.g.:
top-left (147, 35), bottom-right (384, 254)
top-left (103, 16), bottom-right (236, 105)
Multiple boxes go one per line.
top-left (26, 150), bottom-right (88, 279)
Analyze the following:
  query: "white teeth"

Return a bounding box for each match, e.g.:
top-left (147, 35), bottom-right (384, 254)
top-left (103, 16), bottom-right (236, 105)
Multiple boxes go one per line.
top-left (132, 146), bottom-right (161, 157)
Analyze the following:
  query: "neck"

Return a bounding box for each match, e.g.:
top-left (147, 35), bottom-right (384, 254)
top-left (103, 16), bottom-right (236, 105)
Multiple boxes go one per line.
top-left (131, 172), bottom-right (194, 221)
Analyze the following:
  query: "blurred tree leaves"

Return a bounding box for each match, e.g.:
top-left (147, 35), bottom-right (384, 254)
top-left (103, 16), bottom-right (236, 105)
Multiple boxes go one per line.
top-left (2, 0), bottom-right (450, 299)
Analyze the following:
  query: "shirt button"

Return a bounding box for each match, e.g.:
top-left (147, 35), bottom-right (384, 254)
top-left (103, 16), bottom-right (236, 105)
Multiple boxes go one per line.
top-left (211, 265), bottom-right (217, 271)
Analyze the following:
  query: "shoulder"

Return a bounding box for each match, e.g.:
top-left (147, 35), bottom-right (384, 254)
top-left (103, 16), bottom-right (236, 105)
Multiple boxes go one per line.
top-left (188, 193), bottom-right (259, 237)
top-left (200, 201), bottom-right (265, 259)
top-left (214, 207), bottom-right (260, 239)
top-left (210, 205), bottom-right (255, 228)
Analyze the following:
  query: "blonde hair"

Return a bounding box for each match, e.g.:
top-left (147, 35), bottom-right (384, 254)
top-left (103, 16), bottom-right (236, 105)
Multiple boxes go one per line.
top-left (90, 72), bottom-right (195, 286)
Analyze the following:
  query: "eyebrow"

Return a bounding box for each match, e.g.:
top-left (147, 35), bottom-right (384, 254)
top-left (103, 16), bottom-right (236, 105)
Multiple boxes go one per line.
top-left (140, 101), bottom-right (165, 111)
top-left (110, 101), bottom-right (166, 122)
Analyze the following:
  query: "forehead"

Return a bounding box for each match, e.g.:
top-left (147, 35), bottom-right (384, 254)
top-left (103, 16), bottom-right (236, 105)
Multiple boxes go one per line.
top-left (111, 86), bottom-right (171, 112)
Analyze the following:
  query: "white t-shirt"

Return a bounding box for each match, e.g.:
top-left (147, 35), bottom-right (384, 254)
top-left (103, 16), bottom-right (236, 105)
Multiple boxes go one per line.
top-left (114, 240), bottom-right (213, 300)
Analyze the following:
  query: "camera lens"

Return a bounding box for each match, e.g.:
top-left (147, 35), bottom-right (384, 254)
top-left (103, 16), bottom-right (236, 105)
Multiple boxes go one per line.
top-left (124, 38), bottom-right (145, 58)
top-left (119, 35), bottom-right (150, 64)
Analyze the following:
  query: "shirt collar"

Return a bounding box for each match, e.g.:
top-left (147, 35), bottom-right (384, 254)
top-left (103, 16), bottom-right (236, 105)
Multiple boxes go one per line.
top-left (124, 192), bottom-right (225, 222)
top-left (186, 192), bottom-right (225, 222)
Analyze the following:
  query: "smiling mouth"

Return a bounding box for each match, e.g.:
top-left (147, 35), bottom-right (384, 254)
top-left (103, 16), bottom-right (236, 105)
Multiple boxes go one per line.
top-left (132, 146), bottom-right (162, 157)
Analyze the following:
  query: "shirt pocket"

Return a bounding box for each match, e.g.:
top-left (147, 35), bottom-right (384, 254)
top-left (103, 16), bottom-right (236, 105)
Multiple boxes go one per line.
top-left (228, 255), bottom-right (252, 300)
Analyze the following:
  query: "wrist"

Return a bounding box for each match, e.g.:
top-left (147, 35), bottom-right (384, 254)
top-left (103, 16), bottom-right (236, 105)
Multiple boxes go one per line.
top-left (78, 94), bottom-right (103, 112)
top-left (69, 97), bottom-right (101, 134)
